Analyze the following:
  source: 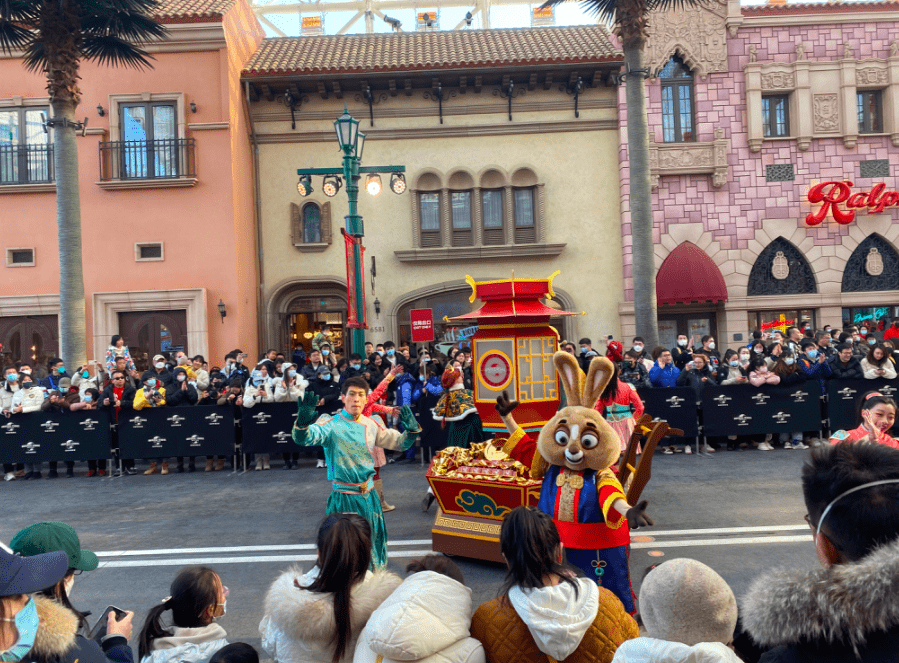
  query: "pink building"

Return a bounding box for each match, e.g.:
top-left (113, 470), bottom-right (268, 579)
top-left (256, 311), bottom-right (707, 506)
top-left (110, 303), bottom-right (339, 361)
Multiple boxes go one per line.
top-left (0, 0), bottom-right (263, 370)
top-left (617, 0), bottom-right (899, 346)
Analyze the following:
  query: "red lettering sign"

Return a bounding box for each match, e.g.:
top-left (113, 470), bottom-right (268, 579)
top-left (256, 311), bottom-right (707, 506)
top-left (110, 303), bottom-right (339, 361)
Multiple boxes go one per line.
top-left (410, 308), bottom-right (434, 343)
top-left (806, 180), bottom-right (899, 225)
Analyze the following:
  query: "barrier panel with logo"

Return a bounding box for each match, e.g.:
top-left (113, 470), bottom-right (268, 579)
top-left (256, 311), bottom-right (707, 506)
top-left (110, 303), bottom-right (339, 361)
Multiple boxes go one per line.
top-left (1, 410), bottom-right (112, 464)
top-left (636, 387), bottom-right (700, 437)
top-left (240, 403), bottom-right (299, 455)
top-left (117, 406), bottom-right (235, 459)
top-left (701, 384), bottom-right (823, 437)
top-left (825, 378), bottom-right (899, 433)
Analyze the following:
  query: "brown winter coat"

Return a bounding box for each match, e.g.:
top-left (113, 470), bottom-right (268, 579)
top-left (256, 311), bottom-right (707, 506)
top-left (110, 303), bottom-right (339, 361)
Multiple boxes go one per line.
top-left (470, 587), bottom-right (638, 663)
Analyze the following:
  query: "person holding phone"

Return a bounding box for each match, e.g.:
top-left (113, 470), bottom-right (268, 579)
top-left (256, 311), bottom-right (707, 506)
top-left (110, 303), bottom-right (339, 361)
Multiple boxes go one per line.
top-left (10, 521), bottom-right (135, 663)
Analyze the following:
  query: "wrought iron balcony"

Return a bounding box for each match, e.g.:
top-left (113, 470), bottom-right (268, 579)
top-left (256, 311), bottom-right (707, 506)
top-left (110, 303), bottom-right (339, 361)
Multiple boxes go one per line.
top-left (99, 138), bottom-right (196, 181)
top-left (0, 144), bottom-right (54, 185)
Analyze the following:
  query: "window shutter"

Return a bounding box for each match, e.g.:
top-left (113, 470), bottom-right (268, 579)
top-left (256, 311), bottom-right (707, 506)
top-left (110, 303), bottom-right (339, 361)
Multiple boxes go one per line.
top-left (291, 203), bottom-right (301, 246)
top-left (483, 227), bottom-right (504, 245)
top-left (421, 230), bottom-right (441, 247)
top-left (452, 228), bottom-right (473, 246)
top-left (514, 226), bottom-right (536, 243)
top-left (321, 201), bottom-right (332, 244)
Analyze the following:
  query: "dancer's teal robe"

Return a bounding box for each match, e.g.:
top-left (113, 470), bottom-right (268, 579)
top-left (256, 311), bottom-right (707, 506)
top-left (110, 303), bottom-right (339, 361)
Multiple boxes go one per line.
top-left (293, 408), bottom-right (418, 566)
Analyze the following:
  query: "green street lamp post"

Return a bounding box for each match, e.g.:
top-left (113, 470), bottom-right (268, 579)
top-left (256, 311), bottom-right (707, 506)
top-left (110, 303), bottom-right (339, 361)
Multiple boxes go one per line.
top-left (297, 107), bottom-right (405, 355)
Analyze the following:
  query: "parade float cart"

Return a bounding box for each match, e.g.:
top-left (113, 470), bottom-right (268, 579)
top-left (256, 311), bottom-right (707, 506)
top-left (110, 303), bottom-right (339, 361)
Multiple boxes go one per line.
top-left (427, 271), bottom-right (578, 562)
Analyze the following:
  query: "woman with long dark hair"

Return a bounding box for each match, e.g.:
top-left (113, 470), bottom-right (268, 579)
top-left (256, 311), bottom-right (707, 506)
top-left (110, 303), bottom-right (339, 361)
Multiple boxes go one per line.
top-left (259, 514), bottom-right (400, 663)
top-left (138, 566), bottom-right (228, 663)
top-left (594, 362), bottom-right (644, 453)
top-left (471, 507), bottom-right (637, 663)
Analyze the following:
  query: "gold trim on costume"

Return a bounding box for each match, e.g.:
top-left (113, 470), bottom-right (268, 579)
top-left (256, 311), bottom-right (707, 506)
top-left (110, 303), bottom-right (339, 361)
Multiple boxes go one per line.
top-left (434, 514), bottom-right (502, 535)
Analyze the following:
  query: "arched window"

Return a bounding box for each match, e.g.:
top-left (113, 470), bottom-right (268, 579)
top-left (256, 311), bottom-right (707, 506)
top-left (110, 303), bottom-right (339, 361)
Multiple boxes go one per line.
top-left (747, 237), bottom-right (817, 296)
top-left (302, 203), bottom-right (321, 243)
top-left (842, 234), bottom-right (899, 292)
top-left (660, 55), bottom-right (694, 143)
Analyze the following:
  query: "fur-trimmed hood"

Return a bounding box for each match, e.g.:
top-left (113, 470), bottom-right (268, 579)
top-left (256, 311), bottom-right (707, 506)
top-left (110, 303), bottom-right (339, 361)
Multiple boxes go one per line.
top-left (30, 596), bottom-right (78, 659)
top-left (260, 566), bottom-right (401, 663)
top-left (742, 536), bottom-right (899, 654)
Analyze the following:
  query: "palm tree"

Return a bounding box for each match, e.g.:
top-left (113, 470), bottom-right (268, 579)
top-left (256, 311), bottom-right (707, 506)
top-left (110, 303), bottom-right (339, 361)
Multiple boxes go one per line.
top-left (0, 0), bottom-right (165, 369)
top-left (549, 0), bottom-right (699, 349)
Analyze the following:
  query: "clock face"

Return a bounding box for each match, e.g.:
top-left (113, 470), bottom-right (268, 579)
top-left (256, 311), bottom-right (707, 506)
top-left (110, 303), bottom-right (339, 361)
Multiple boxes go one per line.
top-left (480, 351), bottom-right (511, 389)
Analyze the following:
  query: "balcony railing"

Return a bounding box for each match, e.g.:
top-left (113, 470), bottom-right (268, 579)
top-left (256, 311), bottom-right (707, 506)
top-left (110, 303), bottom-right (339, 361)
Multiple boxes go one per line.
top-left (99, 138), bottom-right (196, 181)
top-left (0, 144), bottom-right (55, 185)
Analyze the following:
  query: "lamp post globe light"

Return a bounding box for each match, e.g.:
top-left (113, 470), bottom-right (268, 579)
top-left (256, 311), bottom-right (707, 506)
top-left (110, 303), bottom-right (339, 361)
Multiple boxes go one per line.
top-left (297, 106), bottom-right (405, 355)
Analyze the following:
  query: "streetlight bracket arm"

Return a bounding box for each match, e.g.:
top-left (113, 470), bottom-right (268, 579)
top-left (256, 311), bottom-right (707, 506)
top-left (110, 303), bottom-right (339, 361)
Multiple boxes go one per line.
top-left (358, 165), bottom-right (406, 173)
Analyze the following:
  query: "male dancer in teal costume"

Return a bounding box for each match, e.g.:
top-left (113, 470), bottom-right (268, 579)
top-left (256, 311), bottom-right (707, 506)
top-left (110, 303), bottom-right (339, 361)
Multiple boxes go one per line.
top-left (293, 376), bottom-right (421, 566)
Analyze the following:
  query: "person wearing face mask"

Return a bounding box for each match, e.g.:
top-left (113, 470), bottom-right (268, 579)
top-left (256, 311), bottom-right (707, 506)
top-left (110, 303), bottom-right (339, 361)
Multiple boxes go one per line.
top-left (770, 349), bottom-right (810, 450)
top-left (798, 339), bottom-right (833, 395)
top-left (140, 355), bottom-right (174, 391)
top-left (381, 341), bottom-right (399, 368)
top-left (166, 367), bottom-right (200, 473)
top-left (815, 331), bottom-right (836, 359)
top-left (312, 322), bottom-right (332, 352)
top-left (39, 357), bottom-right (70, 391)
top-left (72, 363), bottom-right (104, 399)
top-left (0, 546), bottom-right (69, 663)
top-left (648, 349), bottom-right (680, 388)
top-left (827, 343), bottom-right (864, 380)
top-left (698, 335), bottom-right (721, 378)
top-left (576, 338), bottom-right (600, 373)
top-left (338, 354), bottom-right (365, 389)
top-left (272, 364), bottom-right (308, 470)
top-left (9, 521), bottom-right (135, 663)
top-left (138, 567), bottom-right (229, 663)
top-left (765, 342), bottom-right (784, 370)
top-left (670, 334), bottom-right (693, 371)
top-left (319, 344), bottom-right (337, 373)
top-left (10, 375), bottom-right (49, 480)
top-left (749, 356), bottom-right (780, 387)
top-left (134, 375), bottom-right (168, 475)
top-left (718, 349), bottom-right (749, 385)
top-left (68, 388), bottom-right (109, 476)
top-left (306, 365), bottom-right (341, 469)
top-left (242, 369), bottom-right (274, 471)
top-left (2, 366), bottom-right (21, 480)
top-left (629, 337), bottom-right (653, 371)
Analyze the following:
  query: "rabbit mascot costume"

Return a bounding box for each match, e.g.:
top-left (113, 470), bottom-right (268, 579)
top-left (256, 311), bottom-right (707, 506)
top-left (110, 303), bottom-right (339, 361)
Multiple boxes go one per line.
top-left (495, 352), bottom-right (653, 614)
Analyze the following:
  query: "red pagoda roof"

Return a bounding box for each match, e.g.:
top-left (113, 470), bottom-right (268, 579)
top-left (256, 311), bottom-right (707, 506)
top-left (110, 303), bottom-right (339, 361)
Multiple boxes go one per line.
top-left (448, 271), bottom-right (578, 322)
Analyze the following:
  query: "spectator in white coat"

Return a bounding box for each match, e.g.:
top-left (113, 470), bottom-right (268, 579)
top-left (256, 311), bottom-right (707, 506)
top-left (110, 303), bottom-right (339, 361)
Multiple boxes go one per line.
top-left (72, 362), bottom-right (104, 397)
top-left (259, 514), bottom-right (400, 663)
top-left (274, 363), bottom-right (309, 469)
top-left (243, 369), bottom-right (274, 470)
top-left (354, 555), bottom-right (485, 663)
top-left (611, 558), bottom-right (741, 663)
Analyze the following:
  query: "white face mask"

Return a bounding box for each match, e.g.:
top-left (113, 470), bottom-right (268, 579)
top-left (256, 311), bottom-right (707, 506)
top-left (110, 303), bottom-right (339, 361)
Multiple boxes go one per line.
top-left (633, 345), bottom-right (643, 353)
top-left (677, 339), bottom-right (687, 347)
top-left (739, 354), bottom-right (750, 361)
top-left (177, 374), bottom-right (186, 382)
top-left (707, 342), bottom-right (716, 350)
top-left (155, 362), bottom-right (165, 370)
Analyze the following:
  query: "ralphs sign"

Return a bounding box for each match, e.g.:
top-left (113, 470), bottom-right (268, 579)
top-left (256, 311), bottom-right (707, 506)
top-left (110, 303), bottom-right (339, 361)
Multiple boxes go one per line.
top-left (806, 180), bottom-right (899, 225)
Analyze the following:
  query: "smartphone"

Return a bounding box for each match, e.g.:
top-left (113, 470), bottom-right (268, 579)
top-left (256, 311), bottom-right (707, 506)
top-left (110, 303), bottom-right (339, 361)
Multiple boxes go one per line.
top-left (88, 605), bottom-right (128, 642)
top-left (607, 334), bottom-right (614, 340)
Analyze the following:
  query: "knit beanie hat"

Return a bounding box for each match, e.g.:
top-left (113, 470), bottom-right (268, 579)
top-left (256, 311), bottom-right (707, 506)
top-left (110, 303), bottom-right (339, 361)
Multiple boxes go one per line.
top-left (639, 558), bottom-right (738, 646)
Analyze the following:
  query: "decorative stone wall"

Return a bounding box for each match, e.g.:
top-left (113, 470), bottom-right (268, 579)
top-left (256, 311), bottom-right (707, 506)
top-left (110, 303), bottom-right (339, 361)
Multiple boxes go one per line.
top-left (617, 0), bottom-right (899, 309)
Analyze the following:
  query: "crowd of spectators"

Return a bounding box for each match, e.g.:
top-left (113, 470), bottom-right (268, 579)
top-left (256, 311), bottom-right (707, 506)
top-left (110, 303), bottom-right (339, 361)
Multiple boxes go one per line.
top-left (569, 319), bottom-right (899, 454)
top-left (2, 441), bottom-right (898, 663)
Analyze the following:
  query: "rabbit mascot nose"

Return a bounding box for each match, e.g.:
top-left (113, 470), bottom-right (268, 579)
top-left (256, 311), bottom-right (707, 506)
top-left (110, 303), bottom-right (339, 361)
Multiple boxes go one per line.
top-left (494, 351), bottom-right (654, 615)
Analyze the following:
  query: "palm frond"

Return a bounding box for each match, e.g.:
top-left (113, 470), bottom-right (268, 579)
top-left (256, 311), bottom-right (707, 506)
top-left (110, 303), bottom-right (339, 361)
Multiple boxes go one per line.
top-left (80, 33), bottom-right (156, 68)
top-left (0, 0), bottom-right (41, 23)
top-left (543, 0), bottom-right (701, 22)
top-left (81, 10), bottom-right (167, 43)
top-left (21, 39), bottom-right (46, 72)
top-left (0, 19), bottom-right (33, 53)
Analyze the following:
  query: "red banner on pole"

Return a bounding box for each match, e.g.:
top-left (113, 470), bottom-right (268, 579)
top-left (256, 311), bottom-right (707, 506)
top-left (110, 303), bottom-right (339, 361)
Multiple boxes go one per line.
top-left (410, 308), bottom-right (434, 342)
top-left (343, 230), bottom-right (367, 329)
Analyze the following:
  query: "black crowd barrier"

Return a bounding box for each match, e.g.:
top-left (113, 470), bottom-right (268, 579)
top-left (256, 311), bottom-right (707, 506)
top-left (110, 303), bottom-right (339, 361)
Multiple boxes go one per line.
top-left (118, 406), bottom-right (235, 459)
top-left (825, 378), bottom-right (899, 433)
top-left (635, 387), bottom-right (700, 437)
top-left (240, 402), bottom-right (298, 454)
top-left (701, 384), bottom-right (822, 436)
top-left (1, 410), bottom-right (112, 464)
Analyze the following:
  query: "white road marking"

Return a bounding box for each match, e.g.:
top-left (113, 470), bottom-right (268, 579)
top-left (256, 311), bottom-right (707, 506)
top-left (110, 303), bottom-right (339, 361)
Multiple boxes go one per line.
top-left (632, 534), bottom-right (812, 549)
top-left (99, 551), bottom-right (437, 568)
top-left (88, 525), bottom-right (814, 568)
top-left (95, 540), bottom-right (433, 557)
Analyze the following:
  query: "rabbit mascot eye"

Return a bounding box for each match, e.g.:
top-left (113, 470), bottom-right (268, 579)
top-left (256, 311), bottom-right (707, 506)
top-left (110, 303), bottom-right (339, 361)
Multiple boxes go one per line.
top-left (494, 351), bottom-right (654, 615)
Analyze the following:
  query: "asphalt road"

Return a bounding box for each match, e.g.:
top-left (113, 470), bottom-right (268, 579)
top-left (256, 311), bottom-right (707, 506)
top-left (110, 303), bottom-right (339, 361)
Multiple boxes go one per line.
top-left (1, 447), bottom-right (818, 658)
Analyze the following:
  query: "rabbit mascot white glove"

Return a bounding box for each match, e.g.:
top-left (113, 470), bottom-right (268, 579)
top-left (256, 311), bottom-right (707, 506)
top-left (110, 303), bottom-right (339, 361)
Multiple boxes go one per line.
top-left (495, 352), bottom-right (653, 615)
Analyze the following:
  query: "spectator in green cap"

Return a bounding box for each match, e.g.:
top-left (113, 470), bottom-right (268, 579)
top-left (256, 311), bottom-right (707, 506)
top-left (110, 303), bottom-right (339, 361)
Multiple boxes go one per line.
top-left (10, 521), bottom-right (135, 663)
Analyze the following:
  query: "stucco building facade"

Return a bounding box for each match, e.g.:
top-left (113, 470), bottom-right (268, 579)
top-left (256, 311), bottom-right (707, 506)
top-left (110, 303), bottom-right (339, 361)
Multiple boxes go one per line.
top-left (242, 27), bottom-right (627, 354)
top-left (618, 0), bottom-right (899, 347)
top-left (0, 0), bottom-right (263, 369)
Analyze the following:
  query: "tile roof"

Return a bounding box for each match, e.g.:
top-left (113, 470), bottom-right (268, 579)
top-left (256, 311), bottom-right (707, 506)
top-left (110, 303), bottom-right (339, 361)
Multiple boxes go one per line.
top-left (741, 0), bottom-right (899, 16)
top-left (242, 25), bottom-right (622, 77)
top-left (153, 0), bottom-right (237, 22)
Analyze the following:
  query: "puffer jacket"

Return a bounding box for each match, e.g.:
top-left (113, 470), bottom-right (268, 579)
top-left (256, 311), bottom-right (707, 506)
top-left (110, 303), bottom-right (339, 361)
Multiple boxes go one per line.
top-left (259, 566), bottom-right (401, 663)
top-left (273, 377), bottom-right (308, 403)
top-left (612, 637), bottom-right (742, 663)
top-left (1, 382), bottom-right (19, 413)
top-left (354, 571), bottom-right (485, 663)
top-left (470, 578), bottom-right (638, 663)
top-left (22, 595), bottom-right (132, 663)
top-left (12, 385), bottom-right (47, 413)
top-left (141, 623), bottom-right (228, 663)
top-left (742, 536), bottom-right (899, 663)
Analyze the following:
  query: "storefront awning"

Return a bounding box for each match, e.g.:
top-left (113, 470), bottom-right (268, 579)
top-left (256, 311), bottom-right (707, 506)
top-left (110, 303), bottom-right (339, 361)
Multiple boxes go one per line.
top-left (656, 242), bottom-right (728, 306)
